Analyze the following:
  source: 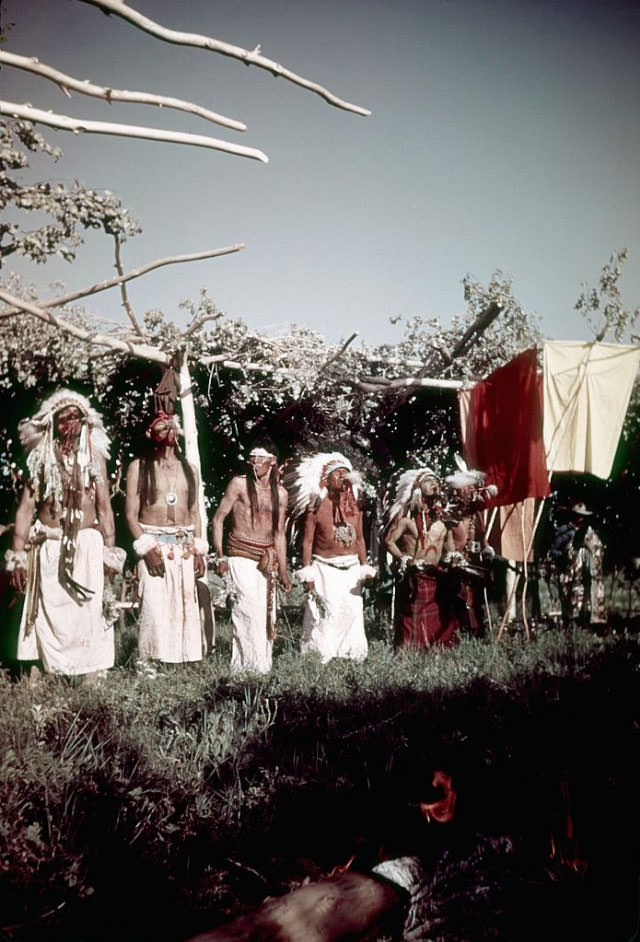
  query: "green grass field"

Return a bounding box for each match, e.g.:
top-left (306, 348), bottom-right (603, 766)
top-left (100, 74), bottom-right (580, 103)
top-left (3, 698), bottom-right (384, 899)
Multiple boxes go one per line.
top-left (1, 578), bottom-right (639, 941)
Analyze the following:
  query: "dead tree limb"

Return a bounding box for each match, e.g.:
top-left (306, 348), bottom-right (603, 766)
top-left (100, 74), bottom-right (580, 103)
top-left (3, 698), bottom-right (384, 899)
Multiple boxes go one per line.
top-left (113, 235), bottom-right (145, 338)
top-left (356, 302), bottom-right (503, 397)
top-left (352, 376), bottom-right (464, 394)
top-left (79, 0), bottom-right (371, 117)
top-left (0, 102), bottom-right (269, 162)
top-left (0, 289), bottom-right (169, 364)
top-left (318, 332), bottom-right (359, 374)
top-left (0, 245), bottom-right (245, 317)
top-left (448, 302), bottom-right (503, 360)
top-left (0, 51), bottom-right (246, 132)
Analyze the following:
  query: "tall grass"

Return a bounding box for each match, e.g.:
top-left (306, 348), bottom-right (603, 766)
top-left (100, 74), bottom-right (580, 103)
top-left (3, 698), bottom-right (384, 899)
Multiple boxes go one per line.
top-left (0, 616), bottom-right (639, 941)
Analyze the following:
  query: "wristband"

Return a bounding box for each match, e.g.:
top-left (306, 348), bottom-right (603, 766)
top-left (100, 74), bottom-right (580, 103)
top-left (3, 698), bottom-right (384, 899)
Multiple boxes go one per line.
top-left (103, 546), bottom-right (127, 573)
top-left (359, 564), bottom-right (377, 581)
top-left (295, 565), bottom-right (316, 583)
top-left (4, 549), bottom-right (27, 572)
top-left (193, 537), bottom-right (209, 556)
top-left (132, 534), bottom-right (158, 558)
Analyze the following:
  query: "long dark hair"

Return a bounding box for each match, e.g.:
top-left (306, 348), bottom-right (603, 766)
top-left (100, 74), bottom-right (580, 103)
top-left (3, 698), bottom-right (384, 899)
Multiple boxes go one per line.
top-left (246, 466), bottom-right (280, 533)
top-left (138, 451), bottom-right (196, 510)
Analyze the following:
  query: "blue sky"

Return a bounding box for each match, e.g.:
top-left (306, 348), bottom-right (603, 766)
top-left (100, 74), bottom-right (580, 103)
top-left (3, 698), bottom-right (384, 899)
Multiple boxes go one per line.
top-left (2, 0), bottom-right (639, 348)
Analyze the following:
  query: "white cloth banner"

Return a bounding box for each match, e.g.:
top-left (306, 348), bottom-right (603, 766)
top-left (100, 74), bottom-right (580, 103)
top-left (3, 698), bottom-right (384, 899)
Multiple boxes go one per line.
top-left (543, 341), bottom-right (640, 478)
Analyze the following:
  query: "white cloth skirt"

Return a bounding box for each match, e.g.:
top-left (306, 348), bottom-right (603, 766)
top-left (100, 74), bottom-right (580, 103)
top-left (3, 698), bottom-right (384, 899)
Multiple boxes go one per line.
top-left (137, 533), bottom-right (203, 663)
top-left (18, 527), bottom-right (114, 675)
top-left (301, 554), bottom-right (368, 663)
top-left (227, 556), bottom-right (274, 675)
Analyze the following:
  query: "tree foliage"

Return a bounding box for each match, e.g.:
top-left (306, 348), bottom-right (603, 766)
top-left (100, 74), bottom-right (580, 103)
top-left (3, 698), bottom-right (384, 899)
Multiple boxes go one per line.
top-left (575, 248), bottom-right (640, 344)
top-left (0, 120), bottom-right (140, 266)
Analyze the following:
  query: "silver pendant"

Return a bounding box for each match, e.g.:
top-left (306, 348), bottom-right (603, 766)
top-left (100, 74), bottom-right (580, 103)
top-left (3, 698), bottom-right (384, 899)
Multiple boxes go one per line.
top-left (165, 492), bottom-right (178, 506)
top-left (334, 523), bottom-right (356, 546)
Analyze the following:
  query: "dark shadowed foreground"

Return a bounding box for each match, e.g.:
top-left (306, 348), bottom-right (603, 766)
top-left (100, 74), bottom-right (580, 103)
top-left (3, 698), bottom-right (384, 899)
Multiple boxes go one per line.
top-left (1, 627), bottom-right (639, 941)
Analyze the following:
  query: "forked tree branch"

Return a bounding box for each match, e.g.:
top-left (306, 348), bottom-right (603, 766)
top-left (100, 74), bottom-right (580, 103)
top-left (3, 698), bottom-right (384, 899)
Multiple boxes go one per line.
top-left (0, 51), bottom-right (247, 132)
top-left (113, 234), bottom-right (144, 337)
top-left (78, 0), bottom-right (371, 117)
top-left (0, 245), bottom-right (245, 316)
top-left (352, 375), bottom-right (464, 393)
top-left (318, 332), bottom-right (359, 375)
top-left (0, 102), bottom-right (269, 162)
top-left (0, 289), bottom-right (169, 364)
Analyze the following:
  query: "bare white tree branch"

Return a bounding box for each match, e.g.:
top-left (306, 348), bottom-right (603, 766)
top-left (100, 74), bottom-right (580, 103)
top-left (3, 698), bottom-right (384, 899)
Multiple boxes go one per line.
top-left (0, 245), bottom-right (245, 316)
top-left (352, 375), bottom-right (464, 393)
top-left (182, 313), bottom-right (223, 338)
top-left (0, 51), bottom-right (247, 132)
top-left (0, 289), bottom-right (169, 364)
top-left (200, 353), bottom-right (274, 372)
top-left (78, 0), bottom-right (371, 118)
top-left (0, 102), bottom-right (269, 162)
top-left (113, 234), bottom-right (144, 337)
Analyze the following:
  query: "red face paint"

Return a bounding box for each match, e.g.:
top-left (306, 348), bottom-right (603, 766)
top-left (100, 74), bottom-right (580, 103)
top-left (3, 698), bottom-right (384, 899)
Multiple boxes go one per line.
top-left (54, 406), bottom-right (83, 454)
top-left (148, 413), bottom-right (179, 447)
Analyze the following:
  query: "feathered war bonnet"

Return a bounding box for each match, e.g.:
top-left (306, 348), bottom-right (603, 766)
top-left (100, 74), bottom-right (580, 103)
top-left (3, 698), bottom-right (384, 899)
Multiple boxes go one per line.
top-left (445, 453), bottom-right (489, 490)
top-left (444, 454), bottom-right (498, 506)
top-left (18, 389), bottom-right (111, 503)
top-left (282, 451), bottom-right (363, 540)
top-left (382, 466), bottom-right (440, 533)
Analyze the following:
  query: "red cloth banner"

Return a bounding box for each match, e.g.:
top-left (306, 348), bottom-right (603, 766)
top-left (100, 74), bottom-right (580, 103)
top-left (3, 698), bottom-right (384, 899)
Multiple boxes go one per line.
top-left (459, 348), bottom-right (550, 507)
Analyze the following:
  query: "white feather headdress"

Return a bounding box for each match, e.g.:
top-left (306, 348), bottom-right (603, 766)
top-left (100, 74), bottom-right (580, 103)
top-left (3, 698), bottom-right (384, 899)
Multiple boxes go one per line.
top-left (18, 388), bottom-right (110, 503)
top-left (382, 467), bottom-right (440, 533)
top-left (444, 453), bottom-right (487, 490)
top-left (282, 451), bottom-right (362, 536)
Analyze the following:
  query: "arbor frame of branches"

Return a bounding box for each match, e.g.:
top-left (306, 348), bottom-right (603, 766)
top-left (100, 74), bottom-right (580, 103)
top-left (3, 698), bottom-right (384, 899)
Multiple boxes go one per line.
top-left (2, 3), bottom-right (637, 570)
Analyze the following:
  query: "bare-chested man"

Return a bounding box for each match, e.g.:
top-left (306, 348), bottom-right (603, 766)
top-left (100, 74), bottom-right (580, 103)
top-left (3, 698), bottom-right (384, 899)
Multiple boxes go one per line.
top-left (6, 389), bottom-right (124, 678)
top-left (291, 453), bottom-right (376, 663)
top-left (125, 412), bottom-right (207, 668)
top-left (211, 446), bottom-right (291, 674)
top-left (383, 468), bottom-right (457, 648)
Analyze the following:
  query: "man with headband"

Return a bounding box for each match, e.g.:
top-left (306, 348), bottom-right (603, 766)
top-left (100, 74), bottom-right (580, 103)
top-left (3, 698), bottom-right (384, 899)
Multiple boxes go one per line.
top-left (285, 451), bottom-right (376, 663)
top-left (211, 445), bottom-right (291, 674)
top-left (5, 388), bottom-right (124, 680)
top-left (125, 411), bottom-right (207, 671)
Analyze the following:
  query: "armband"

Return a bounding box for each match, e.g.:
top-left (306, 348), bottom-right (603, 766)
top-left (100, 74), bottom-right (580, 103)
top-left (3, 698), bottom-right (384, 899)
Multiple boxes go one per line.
top-left (103, 546), bottom-right (127, 573)
top-left (132, 534), bottom-right (158, 558)
top-left (193, 537), bottom-right (209, 556)
top-left (4, 549), bottom-right (27, 572)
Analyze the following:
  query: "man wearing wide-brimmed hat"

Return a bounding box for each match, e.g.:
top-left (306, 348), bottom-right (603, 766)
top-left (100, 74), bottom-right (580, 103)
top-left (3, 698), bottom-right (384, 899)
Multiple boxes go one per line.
top-left (552, 502), bottom-right (607, 628)
top-left (5, 389), bottom-right (125, 679)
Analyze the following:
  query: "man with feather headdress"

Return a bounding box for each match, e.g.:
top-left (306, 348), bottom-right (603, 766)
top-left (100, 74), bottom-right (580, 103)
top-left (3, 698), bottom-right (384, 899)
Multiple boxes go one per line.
top-left (284, 452), bottom-right (376, 663)
top-left (442, 455), bottom-right (498, 636)
top-left (383, 467), bottom-right (458, 648)
top-left (5, 389), bottom-right (124, 678)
